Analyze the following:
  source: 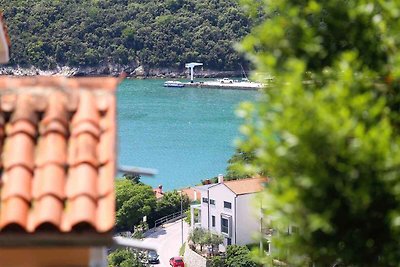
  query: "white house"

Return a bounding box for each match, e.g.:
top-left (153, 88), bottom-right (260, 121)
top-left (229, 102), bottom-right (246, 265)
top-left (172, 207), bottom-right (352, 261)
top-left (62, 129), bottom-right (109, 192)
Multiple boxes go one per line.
top-left (190, 176), bottom-right (267, 246)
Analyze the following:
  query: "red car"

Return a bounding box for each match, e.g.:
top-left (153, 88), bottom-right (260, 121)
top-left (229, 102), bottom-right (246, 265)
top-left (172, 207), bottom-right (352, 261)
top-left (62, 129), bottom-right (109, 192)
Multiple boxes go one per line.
top-left (169, 256), bottom-right (185, 267)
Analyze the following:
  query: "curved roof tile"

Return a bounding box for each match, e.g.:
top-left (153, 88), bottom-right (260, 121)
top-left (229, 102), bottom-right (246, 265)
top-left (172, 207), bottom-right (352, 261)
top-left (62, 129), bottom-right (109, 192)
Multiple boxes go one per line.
top-left (0, 76), bottom-right (118, 241)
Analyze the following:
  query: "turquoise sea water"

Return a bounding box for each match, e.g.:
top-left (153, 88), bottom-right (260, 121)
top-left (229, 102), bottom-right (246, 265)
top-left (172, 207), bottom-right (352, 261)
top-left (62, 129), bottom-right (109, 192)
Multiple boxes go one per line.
top-left (117, 79), bottom-right (257, 190)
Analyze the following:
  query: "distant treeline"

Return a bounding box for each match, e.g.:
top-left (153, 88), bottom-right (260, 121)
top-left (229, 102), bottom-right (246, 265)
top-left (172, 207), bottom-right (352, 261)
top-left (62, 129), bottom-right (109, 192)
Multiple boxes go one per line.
top-left (1, 0), bottom-right (251, 70)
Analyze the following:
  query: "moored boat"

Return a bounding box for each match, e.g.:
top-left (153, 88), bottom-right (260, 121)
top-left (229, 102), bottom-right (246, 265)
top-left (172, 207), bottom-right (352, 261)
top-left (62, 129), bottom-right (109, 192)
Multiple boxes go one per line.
top-left (164, 81), bottom-right (185, 88)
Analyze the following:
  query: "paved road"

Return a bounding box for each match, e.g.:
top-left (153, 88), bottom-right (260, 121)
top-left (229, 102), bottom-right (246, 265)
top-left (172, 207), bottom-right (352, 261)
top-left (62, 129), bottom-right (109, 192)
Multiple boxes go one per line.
top-left (142, 219), bottom-right (189, 266)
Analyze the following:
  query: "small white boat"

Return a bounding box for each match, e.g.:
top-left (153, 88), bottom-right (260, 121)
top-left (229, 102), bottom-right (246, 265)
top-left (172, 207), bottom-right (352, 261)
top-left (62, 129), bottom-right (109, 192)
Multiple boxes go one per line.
top-left (164, 81), bottom-right (185, 88)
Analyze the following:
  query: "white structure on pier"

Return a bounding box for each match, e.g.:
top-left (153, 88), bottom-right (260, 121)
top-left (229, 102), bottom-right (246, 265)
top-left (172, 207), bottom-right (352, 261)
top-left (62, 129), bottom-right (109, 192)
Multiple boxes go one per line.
top-left (185, 62), bottom-right (203, 83)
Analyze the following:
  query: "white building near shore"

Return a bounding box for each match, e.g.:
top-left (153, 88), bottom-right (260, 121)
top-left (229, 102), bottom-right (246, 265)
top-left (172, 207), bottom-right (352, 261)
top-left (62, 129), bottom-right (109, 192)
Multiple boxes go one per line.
top-left (190, 176), bottom-right (267, 246)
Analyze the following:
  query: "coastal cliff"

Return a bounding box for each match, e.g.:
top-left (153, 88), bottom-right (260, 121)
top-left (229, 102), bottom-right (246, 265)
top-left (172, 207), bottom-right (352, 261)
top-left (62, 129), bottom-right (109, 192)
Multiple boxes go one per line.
top-left (0, 65), bottom-right (243, 78)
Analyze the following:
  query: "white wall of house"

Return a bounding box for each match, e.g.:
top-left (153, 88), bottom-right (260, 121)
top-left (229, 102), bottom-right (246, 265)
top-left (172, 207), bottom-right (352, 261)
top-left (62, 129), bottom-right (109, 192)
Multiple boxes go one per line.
top-left (208, 184), bottom-right (236, 245)
top-left (199, 187), bottom-right (211, 230)
top-left (195, 183), bottom-right (263, 246)
top-left (236, 193), bottom-right (261, 245)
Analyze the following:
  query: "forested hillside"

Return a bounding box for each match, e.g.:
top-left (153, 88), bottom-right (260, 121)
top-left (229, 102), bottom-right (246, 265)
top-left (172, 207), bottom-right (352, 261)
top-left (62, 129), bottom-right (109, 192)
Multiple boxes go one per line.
top-left (0, 0), bottom-right (251, 71)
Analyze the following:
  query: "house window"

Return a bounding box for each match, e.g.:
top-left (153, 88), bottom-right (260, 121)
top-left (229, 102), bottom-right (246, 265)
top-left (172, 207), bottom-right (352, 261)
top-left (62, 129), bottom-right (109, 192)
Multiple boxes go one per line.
top-left (210, 199), bottom-right (215, 205)
top-left (202, 197), bottom-right (208, 203)
top-left (224, 201), bottom-right (232, 209)
top-left (212, 216), bottom-right (215, 227)
top-left (221, 217), bottom-right (229, 235)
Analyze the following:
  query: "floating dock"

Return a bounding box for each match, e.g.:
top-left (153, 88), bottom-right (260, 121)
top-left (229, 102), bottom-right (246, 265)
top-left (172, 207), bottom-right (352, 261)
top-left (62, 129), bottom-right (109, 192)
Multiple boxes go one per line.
top-left (181, 80), bottom-right (264, 90)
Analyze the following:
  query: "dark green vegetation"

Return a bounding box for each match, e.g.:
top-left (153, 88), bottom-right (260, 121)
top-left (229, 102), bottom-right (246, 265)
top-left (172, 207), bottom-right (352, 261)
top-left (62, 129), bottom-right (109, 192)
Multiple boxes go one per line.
top-left (115, 178), bottom-right (156, 231)
top-left (237, 0), bottom-right (400, 266)
top-left (210, 245), bottom-right (257, 267)
top-left (108, 248), bottom-right (146, 267)
top-left (115, 177), bottom-right (189, 232)
top-left (1, 0), bottom-right (251, 70)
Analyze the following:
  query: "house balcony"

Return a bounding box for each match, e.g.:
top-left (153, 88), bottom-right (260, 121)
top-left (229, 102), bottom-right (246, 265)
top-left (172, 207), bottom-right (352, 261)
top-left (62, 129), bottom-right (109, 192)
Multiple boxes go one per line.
top-left (190, 204), bottom-right (201, 229)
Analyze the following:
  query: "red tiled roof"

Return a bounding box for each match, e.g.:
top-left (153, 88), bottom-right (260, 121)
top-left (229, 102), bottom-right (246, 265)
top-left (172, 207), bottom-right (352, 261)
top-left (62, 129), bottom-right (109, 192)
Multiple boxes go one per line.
top-left (0, 76), bottom-right (119, 242)
top-left (153, 188), bottom-right (164, 199)
top-left (224, 177), bottom-right (267, 195)
top-left (181, 187), bottom-right (200, 202)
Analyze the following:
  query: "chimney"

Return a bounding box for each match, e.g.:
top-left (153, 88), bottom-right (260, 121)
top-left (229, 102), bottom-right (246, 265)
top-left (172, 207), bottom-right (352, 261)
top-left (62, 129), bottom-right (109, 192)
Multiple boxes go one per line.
top-left (218, 174), bottom-right (224, 184)
top-left (158, 184), bottom-right (163, 194)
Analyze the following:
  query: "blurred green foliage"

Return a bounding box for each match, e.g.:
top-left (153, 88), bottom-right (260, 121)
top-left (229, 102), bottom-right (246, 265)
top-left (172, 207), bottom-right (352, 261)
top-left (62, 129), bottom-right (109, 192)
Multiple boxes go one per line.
top-left (237, 0), bottom-right (400, 266)
top-left (1, 0), bottom-right (251, 70)
top-left (225, 148), bottom-right (256, 180)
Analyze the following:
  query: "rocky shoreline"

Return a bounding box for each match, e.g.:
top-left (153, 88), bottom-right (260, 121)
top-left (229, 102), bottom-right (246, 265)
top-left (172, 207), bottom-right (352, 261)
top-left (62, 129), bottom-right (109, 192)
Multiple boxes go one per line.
top-left (0, 64), bottom-right (244, 78)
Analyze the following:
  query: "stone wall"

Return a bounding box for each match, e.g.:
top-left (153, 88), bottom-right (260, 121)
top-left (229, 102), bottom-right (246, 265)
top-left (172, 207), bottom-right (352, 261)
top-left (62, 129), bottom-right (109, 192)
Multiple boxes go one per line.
top-left (183, 244), bottom-right (211, 267)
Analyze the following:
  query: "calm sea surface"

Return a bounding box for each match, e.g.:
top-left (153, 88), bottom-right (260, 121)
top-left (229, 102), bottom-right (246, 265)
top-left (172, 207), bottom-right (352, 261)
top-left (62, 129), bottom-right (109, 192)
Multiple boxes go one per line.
top-left (117, 79), bottom-right (257, 190)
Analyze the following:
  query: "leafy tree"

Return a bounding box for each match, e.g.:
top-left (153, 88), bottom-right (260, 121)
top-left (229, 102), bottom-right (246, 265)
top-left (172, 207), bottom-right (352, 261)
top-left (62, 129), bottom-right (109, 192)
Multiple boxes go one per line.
top-left (122, 173), bottom-right (141, 184)
top-left (237, 0), bottom-right (400, 266)
top-left (188, 228), bottom-right (223, 254)
top-left (115, 179), bottom-right (157, 232)
top-left (210, 245), bottom-right (257, 267)
top-left (189, 227), bottom-right (207, 252)
top-left (225, 245), bottom-right (257, 267)
top-left (1, 0), bottom-right (252, 71)
top-left (210, 255), bottom-right (226, 267)
top-left (108, 249), bottom-right (146, 267)
top-left (205, 232), bottom-right (224, 255)
top-left (148, 190), bottom-right (190, 227)
top-left (226, 149), bottom-right (256, 180)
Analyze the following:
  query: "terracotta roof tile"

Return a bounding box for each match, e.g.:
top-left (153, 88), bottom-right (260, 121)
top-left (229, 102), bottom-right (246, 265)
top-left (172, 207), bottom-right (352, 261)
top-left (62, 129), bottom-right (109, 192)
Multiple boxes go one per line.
top-left (181, 188), bottom-right (201, 202)
top-left (4, 133), bottom-right (35, 171)
top-left (69, 132), bottom-right (99, 167)
top-left (98, 130), bottom-right (114, 165)
top-left (30, 195), bottom-right (63, 232)
top-left (97, 162), bottom-right (115, 197)
top-left (66, 164), bottom-right (98, 199)
top-left (35, 132), bottom-right (68, 167)
top-left (153, 185), bottom-right (164, 199)
top-left (32, 164), bottom-right (66, 199)
top-left (0, 197), bottom-right (30, 232)
top-left (1, 166), bottom-right (32, 201)
top-left (71, 90), bottom-right (100, 128)
top-left (96, 192), bottom-right (115, 232)
top-left (224, 177), bottom-right (268, 195)
top-left (69, 195), bottom-right (97, 231)
top-left (0, 76), bottom-right (119, 242)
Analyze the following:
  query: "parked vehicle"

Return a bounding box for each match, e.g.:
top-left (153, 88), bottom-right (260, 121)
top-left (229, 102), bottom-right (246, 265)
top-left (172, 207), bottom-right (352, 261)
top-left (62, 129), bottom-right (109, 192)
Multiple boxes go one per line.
top-left (218, 78), bottom-right (233, 84)
top-left (169, 256), bottom-right (185, 267)
top-left (148, 250), bottom-right (159, 264)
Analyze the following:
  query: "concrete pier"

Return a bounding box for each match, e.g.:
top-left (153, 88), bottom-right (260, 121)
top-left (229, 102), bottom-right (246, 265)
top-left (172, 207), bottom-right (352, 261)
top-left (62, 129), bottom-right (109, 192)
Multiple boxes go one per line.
top-left (182, 80), bottom-right (264, 90)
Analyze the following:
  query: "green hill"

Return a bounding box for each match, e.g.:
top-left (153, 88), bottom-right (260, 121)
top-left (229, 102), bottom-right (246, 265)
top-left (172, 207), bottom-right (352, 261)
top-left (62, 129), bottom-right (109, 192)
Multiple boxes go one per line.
top-left (1, 0), bottom-right (251, 72)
